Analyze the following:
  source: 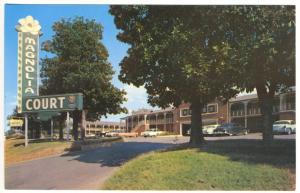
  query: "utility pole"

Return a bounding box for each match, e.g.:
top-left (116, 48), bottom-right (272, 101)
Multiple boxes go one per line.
top-left (24, 114), bottom-right (28, 147)
top-left (51, 119), bottom-right (53, 141)
top-left (66, 112), bottom-right (70, 140)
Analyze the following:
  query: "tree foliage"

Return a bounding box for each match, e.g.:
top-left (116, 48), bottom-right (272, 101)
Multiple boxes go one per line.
top-left (110, 6), bottom-right (241, 144)
top-left (40, 17), bottom-right (127, 119)
top-left (110, 5), bottom-right (295, 144)
top-left (227, 6), bottom-right (295, 143)
top-left (231, 6), bottom-right (295, 92)
top-left (40, 17), bottom-right (127, 139)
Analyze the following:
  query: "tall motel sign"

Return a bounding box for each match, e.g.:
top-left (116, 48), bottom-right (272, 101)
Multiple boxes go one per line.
top-left (15, 16), bottom-right (83, 146)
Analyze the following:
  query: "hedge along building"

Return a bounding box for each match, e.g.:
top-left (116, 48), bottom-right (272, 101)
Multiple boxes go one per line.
top-left (121, 89), bottom-right (295, 136)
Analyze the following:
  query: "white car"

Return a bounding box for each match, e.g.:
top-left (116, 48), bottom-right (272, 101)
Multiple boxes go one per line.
top-left (142, 129), bottom-right (161, 137)
top-left (273, 120), bottom-right (296, 135)
top-left (105, 131), bottom-right (119, 137)
top-left (85, 133), bottom-right (96, 137)
top-left (203, 124), bottom-right (220, 135)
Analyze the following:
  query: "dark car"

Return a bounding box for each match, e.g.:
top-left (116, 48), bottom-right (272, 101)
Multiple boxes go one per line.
top-left (186, 128), bottom-right (191, 136)
top-left (214, 123), bottom-right (248, 136)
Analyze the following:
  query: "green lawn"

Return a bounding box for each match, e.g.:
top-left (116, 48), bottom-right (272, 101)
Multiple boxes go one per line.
top-left (5, 139), bottom-right (72, 166)
top-left (102, 139), bottom-right (295, 190)
top-left (5, 137), bottom-right (122, 166)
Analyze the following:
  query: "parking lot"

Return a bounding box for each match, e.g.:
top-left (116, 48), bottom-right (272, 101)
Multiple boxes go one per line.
top-left (125, 132), bottom-right (296, 143)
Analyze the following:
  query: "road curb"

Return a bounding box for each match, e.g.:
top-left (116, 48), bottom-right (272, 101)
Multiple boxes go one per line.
top-left (5, 152), bottom-right (69, 168)
top-left (157, 135), bottom-right (182, 138)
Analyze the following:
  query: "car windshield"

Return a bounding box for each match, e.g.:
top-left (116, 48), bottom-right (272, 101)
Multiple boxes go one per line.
top-left (206, 125), bottom-right (216, 129)
top-left (220, 123), bottom-right (233, 128)
top-left (274, 121), bottom-right (290, 125)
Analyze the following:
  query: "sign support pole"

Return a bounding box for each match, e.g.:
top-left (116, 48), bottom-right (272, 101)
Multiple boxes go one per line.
top-left (25, 114), bottom-right (28, 147)
top-left (66, 112), bottom-right (70, 141)
top-left (51, 119), bottom-right (53, 141)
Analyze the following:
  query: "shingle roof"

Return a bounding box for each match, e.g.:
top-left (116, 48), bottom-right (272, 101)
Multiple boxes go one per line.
top-left (121, 107), bottom-right (175, 119)
top-left (86, 120), bottom-right (125, 127)
top-left (229, 94), bottom-right (258, 102)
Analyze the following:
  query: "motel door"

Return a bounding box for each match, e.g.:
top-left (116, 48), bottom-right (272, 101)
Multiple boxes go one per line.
top-left (182, 124), bottom-right (191, 136)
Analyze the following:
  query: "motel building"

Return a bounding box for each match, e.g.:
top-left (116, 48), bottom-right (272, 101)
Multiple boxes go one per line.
top-left (85, 121), bottom-right (126, 136)
top-left (115, 90), bottom-right (295, 136)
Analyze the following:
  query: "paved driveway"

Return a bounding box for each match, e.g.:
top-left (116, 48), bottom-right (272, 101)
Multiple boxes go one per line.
top-left (5, 133), bottom-right (295, 190)
top-left (5, 138), bottom-right (179, 190)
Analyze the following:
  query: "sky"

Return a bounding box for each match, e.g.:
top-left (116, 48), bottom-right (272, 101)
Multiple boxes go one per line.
top-left (4, 4), bottom-right (155, 131)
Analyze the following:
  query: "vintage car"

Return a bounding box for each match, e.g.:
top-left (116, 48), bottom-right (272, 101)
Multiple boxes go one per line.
top-left (214, 123), bottom-right (248, 136)
top-left (141, 129), bottom-right (162, 137)
top-left (203, 124), bottom-right (220, 135)
top-left (273, 120), bottom-right (296, 135)
top-left (105, 130), bottom-right (125, 137)
top-left (105, 131), bottom-right (119, 137)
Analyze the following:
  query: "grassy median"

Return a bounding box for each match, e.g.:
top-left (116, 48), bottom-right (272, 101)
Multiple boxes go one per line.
top-left (5, 138), bottom-right (72, 166)
top-left (102, 139), bottom-right (295, 190)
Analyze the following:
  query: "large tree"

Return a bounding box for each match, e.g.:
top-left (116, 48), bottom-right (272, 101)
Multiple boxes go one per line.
top-left (110, 6), bottom-right (240, 145)
top-left (226, 6), bottom-right (295, 143)
top-left (40, 17), bottom-right (127, 140)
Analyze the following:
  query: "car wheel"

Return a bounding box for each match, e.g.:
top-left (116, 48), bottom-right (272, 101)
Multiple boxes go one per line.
top-left (287, 128), bottom-right (292, 135)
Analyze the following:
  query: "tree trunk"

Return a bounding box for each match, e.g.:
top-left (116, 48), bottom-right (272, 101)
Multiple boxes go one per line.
top-left (73, 110), bottom-right (80, 141)
top-left (73, 110), bottom-right (83, 141)
top-left (59, 126), bottom-right (63, 140)
top-left (81, 110), bottom-right (87, 140)
top-left (189, 101), bottom-right (205, 145)
top-left (257, 86), bottom-right (274, 144)
top-left (58, 118), bottom-right (64, 140)
top-left (260, 97), bottom-right (274, 144)
top-left (58, 113), bottom-right (66, 140)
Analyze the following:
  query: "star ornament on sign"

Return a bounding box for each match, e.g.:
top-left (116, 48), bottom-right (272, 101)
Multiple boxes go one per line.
top-left (15, 15), bottom-right (42, 35)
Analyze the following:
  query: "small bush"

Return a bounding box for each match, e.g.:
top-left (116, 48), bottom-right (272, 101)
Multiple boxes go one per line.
top-left (6, 133), bottom-right (25, 139)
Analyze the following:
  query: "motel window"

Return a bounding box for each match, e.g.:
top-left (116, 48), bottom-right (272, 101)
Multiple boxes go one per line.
top-left (181, 103), bottom-right (217, 117)
top-left (286, 94), bottom-right (295, 110)
top-left (207, 104), bottom-right (217, 113)
top-left (273, 98), bottom-right (280, 113)
top-left (182, 109), bottom-right (188, 116)
top-left (181, 109), bottom-right (192, 117)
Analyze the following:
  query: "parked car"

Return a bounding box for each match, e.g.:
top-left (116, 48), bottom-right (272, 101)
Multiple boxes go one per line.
top-left (142, 129), bottom-right (161, 137)
top-left (85, 133), bottom-right (96, 137)
top-left (186, 128), bottom-right (191, 136)
top-left (203, 124), bottom-right (220, 135)
top-left (95, 131), bottom-right (107, 137)
top-left (105, 130), bottom-right (124, 137)
top-left (105, 131), bottom-right (118, 137)
top-left (186, 125), bottom-right (219, 136)
top-left (273, 120), bottom-right (296, 135)
top-left (214, 123), bottom-right (248, 136)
